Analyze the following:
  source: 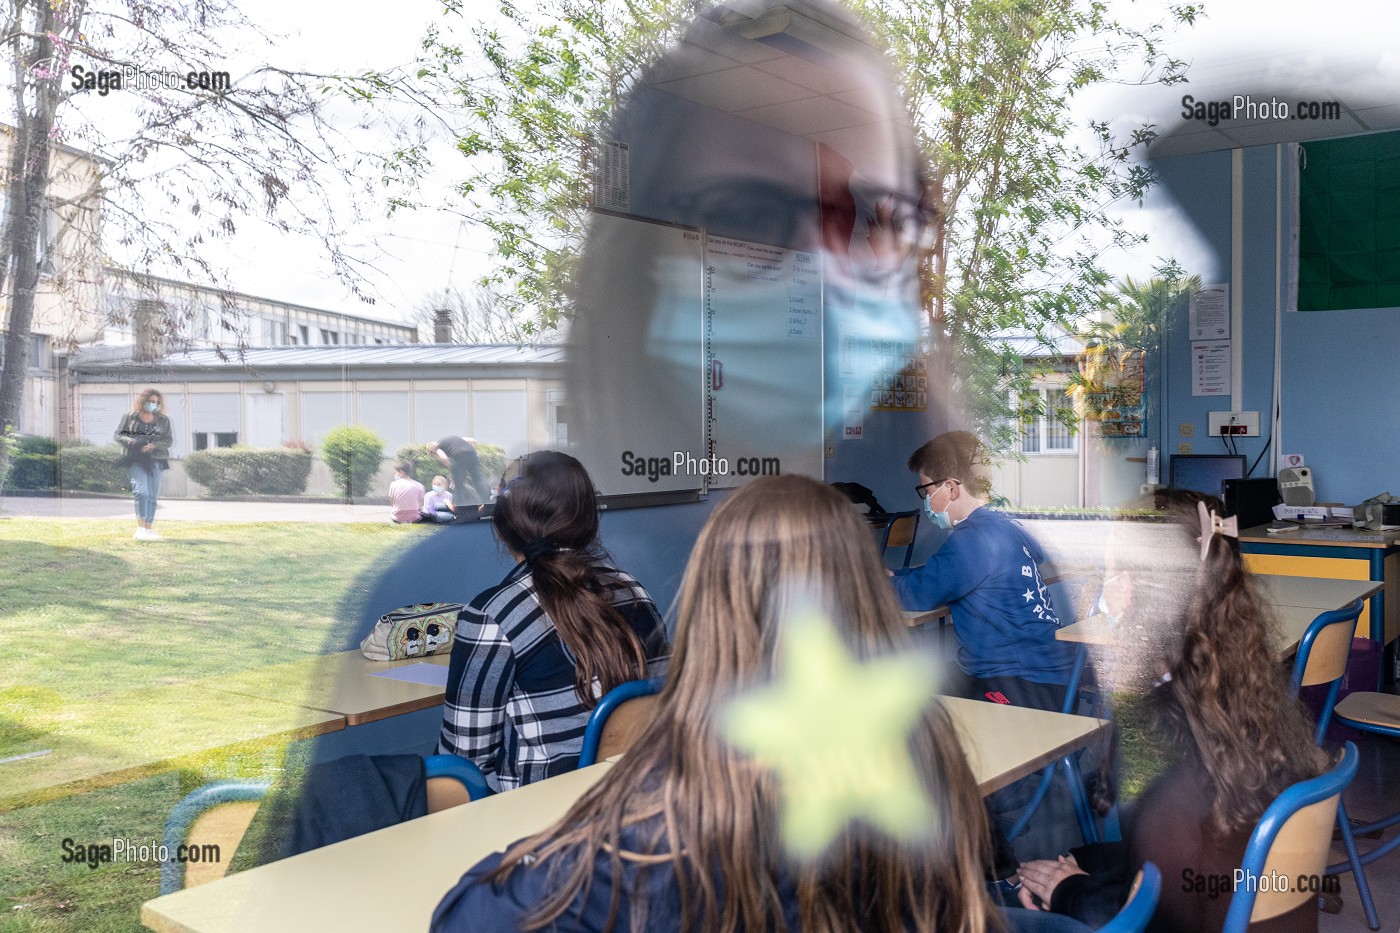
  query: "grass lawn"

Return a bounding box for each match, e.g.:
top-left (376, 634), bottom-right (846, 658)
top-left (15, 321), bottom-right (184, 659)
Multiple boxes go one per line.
top-left (0, 517), bottom-right (426, 932)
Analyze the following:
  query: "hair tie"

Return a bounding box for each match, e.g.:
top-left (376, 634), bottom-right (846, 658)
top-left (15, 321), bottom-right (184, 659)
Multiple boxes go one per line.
top-left (522, 539), bottom-right (558, 564)
top-left (1196, 500), bottom-right (1239, 562)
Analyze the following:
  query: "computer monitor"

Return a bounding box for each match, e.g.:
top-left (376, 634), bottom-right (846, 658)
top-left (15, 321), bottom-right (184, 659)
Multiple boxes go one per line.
top-left (1223, 477), bottom-right (1281, 529)
top-left (1168, 454), bottom-right (1246, 497)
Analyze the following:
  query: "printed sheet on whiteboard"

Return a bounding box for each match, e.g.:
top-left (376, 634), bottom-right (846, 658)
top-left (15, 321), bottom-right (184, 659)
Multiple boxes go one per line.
top-left (705, 235), bottom-right (823, 487)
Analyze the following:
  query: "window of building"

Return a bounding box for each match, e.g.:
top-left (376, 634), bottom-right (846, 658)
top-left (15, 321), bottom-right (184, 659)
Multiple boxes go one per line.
top-left (298, 324), bottom-right (310, 345)
top-left (1020, 387), bottom-right (1077, 455)
top-left (262, 318), bottom-right (288, 346)
top-left (319, 328), bottom-right (340, 345)
top-left (192, 431), bottom-right (239, 450)
top-left (34, 201), bottom-right (62, 275)
top-left (0, 332), bottom-right (53, 370)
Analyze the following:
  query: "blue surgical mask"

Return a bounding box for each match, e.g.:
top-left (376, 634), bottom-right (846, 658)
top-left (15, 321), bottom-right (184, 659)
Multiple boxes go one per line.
top-left (922, 493), bottom-right (953, 530)
top-left (143, 402), bottom-right (159, 413)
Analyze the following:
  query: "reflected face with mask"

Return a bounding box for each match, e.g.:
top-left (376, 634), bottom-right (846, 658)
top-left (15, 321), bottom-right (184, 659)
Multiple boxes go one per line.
top-left (568, 0), bottom-right (934, 479)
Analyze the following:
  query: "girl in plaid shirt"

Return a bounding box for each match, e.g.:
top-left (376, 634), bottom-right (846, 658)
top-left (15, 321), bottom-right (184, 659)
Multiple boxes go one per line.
top-left (436, 451), bottom-right (669, 791)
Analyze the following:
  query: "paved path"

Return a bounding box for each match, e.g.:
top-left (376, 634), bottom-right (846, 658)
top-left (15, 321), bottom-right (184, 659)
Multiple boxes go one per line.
top-left (0, 495), bottom-right (390, 524)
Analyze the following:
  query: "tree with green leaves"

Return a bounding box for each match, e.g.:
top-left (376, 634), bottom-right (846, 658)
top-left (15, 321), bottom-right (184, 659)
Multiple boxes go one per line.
top-left (359, 0), bottom-right (1200, 442)
top-left (847, 0), bottom-right (1200, 450)
top-left (1, 0), bottom-right (377, 494)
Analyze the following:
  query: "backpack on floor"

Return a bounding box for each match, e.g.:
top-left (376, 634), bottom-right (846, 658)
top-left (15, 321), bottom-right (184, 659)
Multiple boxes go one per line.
top-left (360, 603), bottom-right (464, 661)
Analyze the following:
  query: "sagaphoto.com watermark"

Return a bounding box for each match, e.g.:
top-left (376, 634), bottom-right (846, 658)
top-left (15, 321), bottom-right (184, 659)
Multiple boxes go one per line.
top-left (1181, 94), bottom-right (1342, 127)
top-left (61, 836), bottom-right (222, 871)
top-left (70, 63), bottom-right (232, 96)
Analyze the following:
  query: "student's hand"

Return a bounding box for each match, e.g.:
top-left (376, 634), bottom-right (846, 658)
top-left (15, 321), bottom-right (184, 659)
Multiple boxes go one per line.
top-left (886, 568), bottom-right (894, 577)
top-left (1018, 855), bottom-right (1086, 910)
top-left (140, 444), bottom-right (155, 453)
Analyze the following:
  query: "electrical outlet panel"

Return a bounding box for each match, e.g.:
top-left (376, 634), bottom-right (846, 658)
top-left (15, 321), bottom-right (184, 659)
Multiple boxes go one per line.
top-left (1177, 443), bottom-right (1192, 454)
top-left (1179, 423), bottom-right (1194, 437)
top-left (1207, 411), bottom-right (1260, 437)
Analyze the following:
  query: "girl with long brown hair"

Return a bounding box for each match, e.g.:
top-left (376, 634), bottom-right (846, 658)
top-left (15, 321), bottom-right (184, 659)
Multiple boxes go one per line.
top-left (433, 475), bottom-right (1070, 933)
top-left (1018, 492), bottom-right (1330, 932)
top-left (436, 450), bottom-right (669, 791)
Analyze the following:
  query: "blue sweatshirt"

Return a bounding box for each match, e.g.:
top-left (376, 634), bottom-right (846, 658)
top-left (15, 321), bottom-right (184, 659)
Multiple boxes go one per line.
top-left (891, 508), bottom-right (1074, 685)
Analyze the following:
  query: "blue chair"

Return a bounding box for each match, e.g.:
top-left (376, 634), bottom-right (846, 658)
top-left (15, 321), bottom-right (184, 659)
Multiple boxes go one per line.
top-left (1222, 742), bottom-right (1359, 933)
top-left (160, 755), bottom-right (492, 894)
top-left (422, 753), bottom-right (494, 811)
top-left (160, 780), bottom-right (271, 895)
top-left (1097, 862), bottom-right (1162, 933)
top-left (875, 510), bottom-right (920, 569)
top-left (1287, 599), bottom-right (1363, 744)
top-left (578, 678), bottom-right (664, 768)
top-left (1322, 628), bottom-right (1400, 931)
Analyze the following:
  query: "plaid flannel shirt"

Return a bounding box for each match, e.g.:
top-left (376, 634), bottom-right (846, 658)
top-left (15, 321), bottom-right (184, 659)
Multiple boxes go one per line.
top-left (436, 558), bottom-right (669, 791)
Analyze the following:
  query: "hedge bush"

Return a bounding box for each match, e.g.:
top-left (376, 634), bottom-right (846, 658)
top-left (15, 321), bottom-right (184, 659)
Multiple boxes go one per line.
top-left (58, 443), bottom-right (128, 494)
top-left (7, 453), bottom-right (58, 489)
top-left (185, 446), bottom-right (313, 496)
top-left (322, 426), bottom-right (384, 498)
top-left (3, 436), bottom-right (60, 489)
top-left (395, 441), bottom-right (508, 497)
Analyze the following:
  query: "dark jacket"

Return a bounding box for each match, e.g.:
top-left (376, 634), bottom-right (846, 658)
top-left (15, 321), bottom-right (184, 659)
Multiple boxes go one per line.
top-left (115, 411), bottom-right (173, 468)
top-left (1050, 758), bottom-right (1318, 933)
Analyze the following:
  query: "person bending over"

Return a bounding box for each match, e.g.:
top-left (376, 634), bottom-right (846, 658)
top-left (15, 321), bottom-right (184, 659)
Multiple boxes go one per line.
top-left (436, 450), bottom-right (670, 791)
top-left (427, 435), bottom-right (489, 515)
top-left (891, 430), bottom-right (1076, 711)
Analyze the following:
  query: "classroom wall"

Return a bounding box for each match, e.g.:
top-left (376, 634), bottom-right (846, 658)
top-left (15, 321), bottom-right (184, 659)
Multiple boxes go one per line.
top-left (1152, 141), bottom-right (1400, 505)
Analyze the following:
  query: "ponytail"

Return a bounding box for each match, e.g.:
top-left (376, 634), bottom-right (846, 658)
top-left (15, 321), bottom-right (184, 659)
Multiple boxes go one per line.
top-left (494, 452), bottom-right (649, 706)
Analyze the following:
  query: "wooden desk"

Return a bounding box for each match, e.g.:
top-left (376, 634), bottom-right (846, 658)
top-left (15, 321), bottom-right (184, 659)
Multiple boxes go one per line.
top-left (0, 688), bottom-right (343, 809)
top-left (1240, 524), bottom-right (1399, 647)
top-left (141, 701), bottom-right (1108, 933)
top-left (1256, 576), bottom-right (1381, 614)
top-left (1057, 605), bottom-right (1324, 661)
top-left (201, 651), bottom-right (452, 726)
top-left (942, 696), bottom-right (1109, 795)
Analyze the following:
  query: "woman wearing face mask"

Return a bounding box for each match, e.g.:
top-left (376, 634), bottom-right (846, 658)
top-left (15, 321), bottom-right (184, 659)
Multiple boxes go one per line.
top-left (421, 474), bottom-right (456, 523)
top-left (114, 387), bottom-right (174, 541)
top-left (890, 431), bottom-right (1077, 713)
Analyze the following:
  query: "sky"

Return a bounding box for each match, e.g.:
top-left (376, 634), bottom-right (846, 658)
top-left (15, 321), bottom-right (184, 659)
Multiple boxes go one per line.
top-left (43, 0), bottom-right (1400, 326)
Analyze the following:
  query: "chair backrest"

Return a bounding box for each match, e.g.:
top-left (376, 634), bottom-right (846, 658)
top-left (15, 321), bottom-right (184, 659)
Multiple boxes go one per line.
top-left (1042, 570), bottom-right (1101, 628)
top-left (160, 780), bottom-right (271, 894)
top-left (1097, 862), bottom-right (1162, 933)
top-left (578, 678), bottom-right (663, 767)
top-left (1288, 599), bottom-right (1363, 744)
top-left (423, 753), bottom-right (493, 812)
top-left (1223, 742), bottom-right (1358, 932)
top-left (877, 510), bottom-right (920, 569)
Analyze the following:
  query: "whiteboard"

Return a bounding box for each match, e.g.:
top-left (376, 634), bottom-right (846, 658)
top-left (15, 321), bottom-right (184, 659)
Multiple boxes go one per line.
top-left (704, 236), bottom-right (823, 487)
top-left (569, 211), bottom-right (707, 496)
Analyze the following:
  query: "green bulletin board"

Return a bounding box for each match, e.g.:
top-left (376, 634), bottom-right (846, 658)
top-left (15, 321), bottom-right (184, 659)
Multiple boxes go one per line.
top-left (1297, 129), bottom-right (1400, 312)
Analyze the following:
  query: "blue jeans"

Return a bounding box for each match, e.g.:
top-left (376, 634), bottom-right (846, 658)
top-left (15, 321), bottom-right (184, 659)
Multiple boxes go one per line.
top-left (129, 462), bottom-right (164, 524)
top-left (1000, 906), bottom-right (1094, 933)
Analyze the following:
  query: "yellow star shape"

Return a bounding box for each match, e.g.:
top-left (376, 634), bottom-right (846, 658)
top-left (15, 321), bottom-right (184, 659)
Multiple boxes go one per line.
top-left (721, 608), bottom-right (940, 859)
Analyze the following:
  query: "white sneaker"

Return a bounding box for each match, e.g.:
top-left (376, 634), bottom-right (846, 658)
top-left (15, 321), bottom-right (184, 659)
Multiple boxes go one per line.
top-left (134, 528), bottom-right (161, 541)
top-left (145, 529), bottom-right (163, 541)
top-left (134, 528), bottom-right (145, 540)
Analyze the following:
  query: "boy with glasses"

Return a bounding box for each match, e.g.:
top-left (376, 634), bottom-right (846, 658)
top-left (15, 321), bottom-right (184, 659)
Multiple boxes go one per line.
top-left (892, 431), bottom-right (1076, 712)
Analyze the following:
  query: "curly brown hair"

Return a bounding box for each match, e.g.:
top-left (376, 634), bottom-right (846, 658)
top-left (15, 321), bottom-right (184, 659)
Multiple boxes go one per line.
top-left (1149, 490), bottom-right (1329, 838)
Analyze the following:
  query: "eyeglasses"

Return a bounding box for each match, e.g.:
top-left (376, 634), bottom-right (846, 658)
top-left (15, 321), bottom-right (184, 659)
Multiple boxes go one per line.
top-left (914, 478), bottom-right (960, 499)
